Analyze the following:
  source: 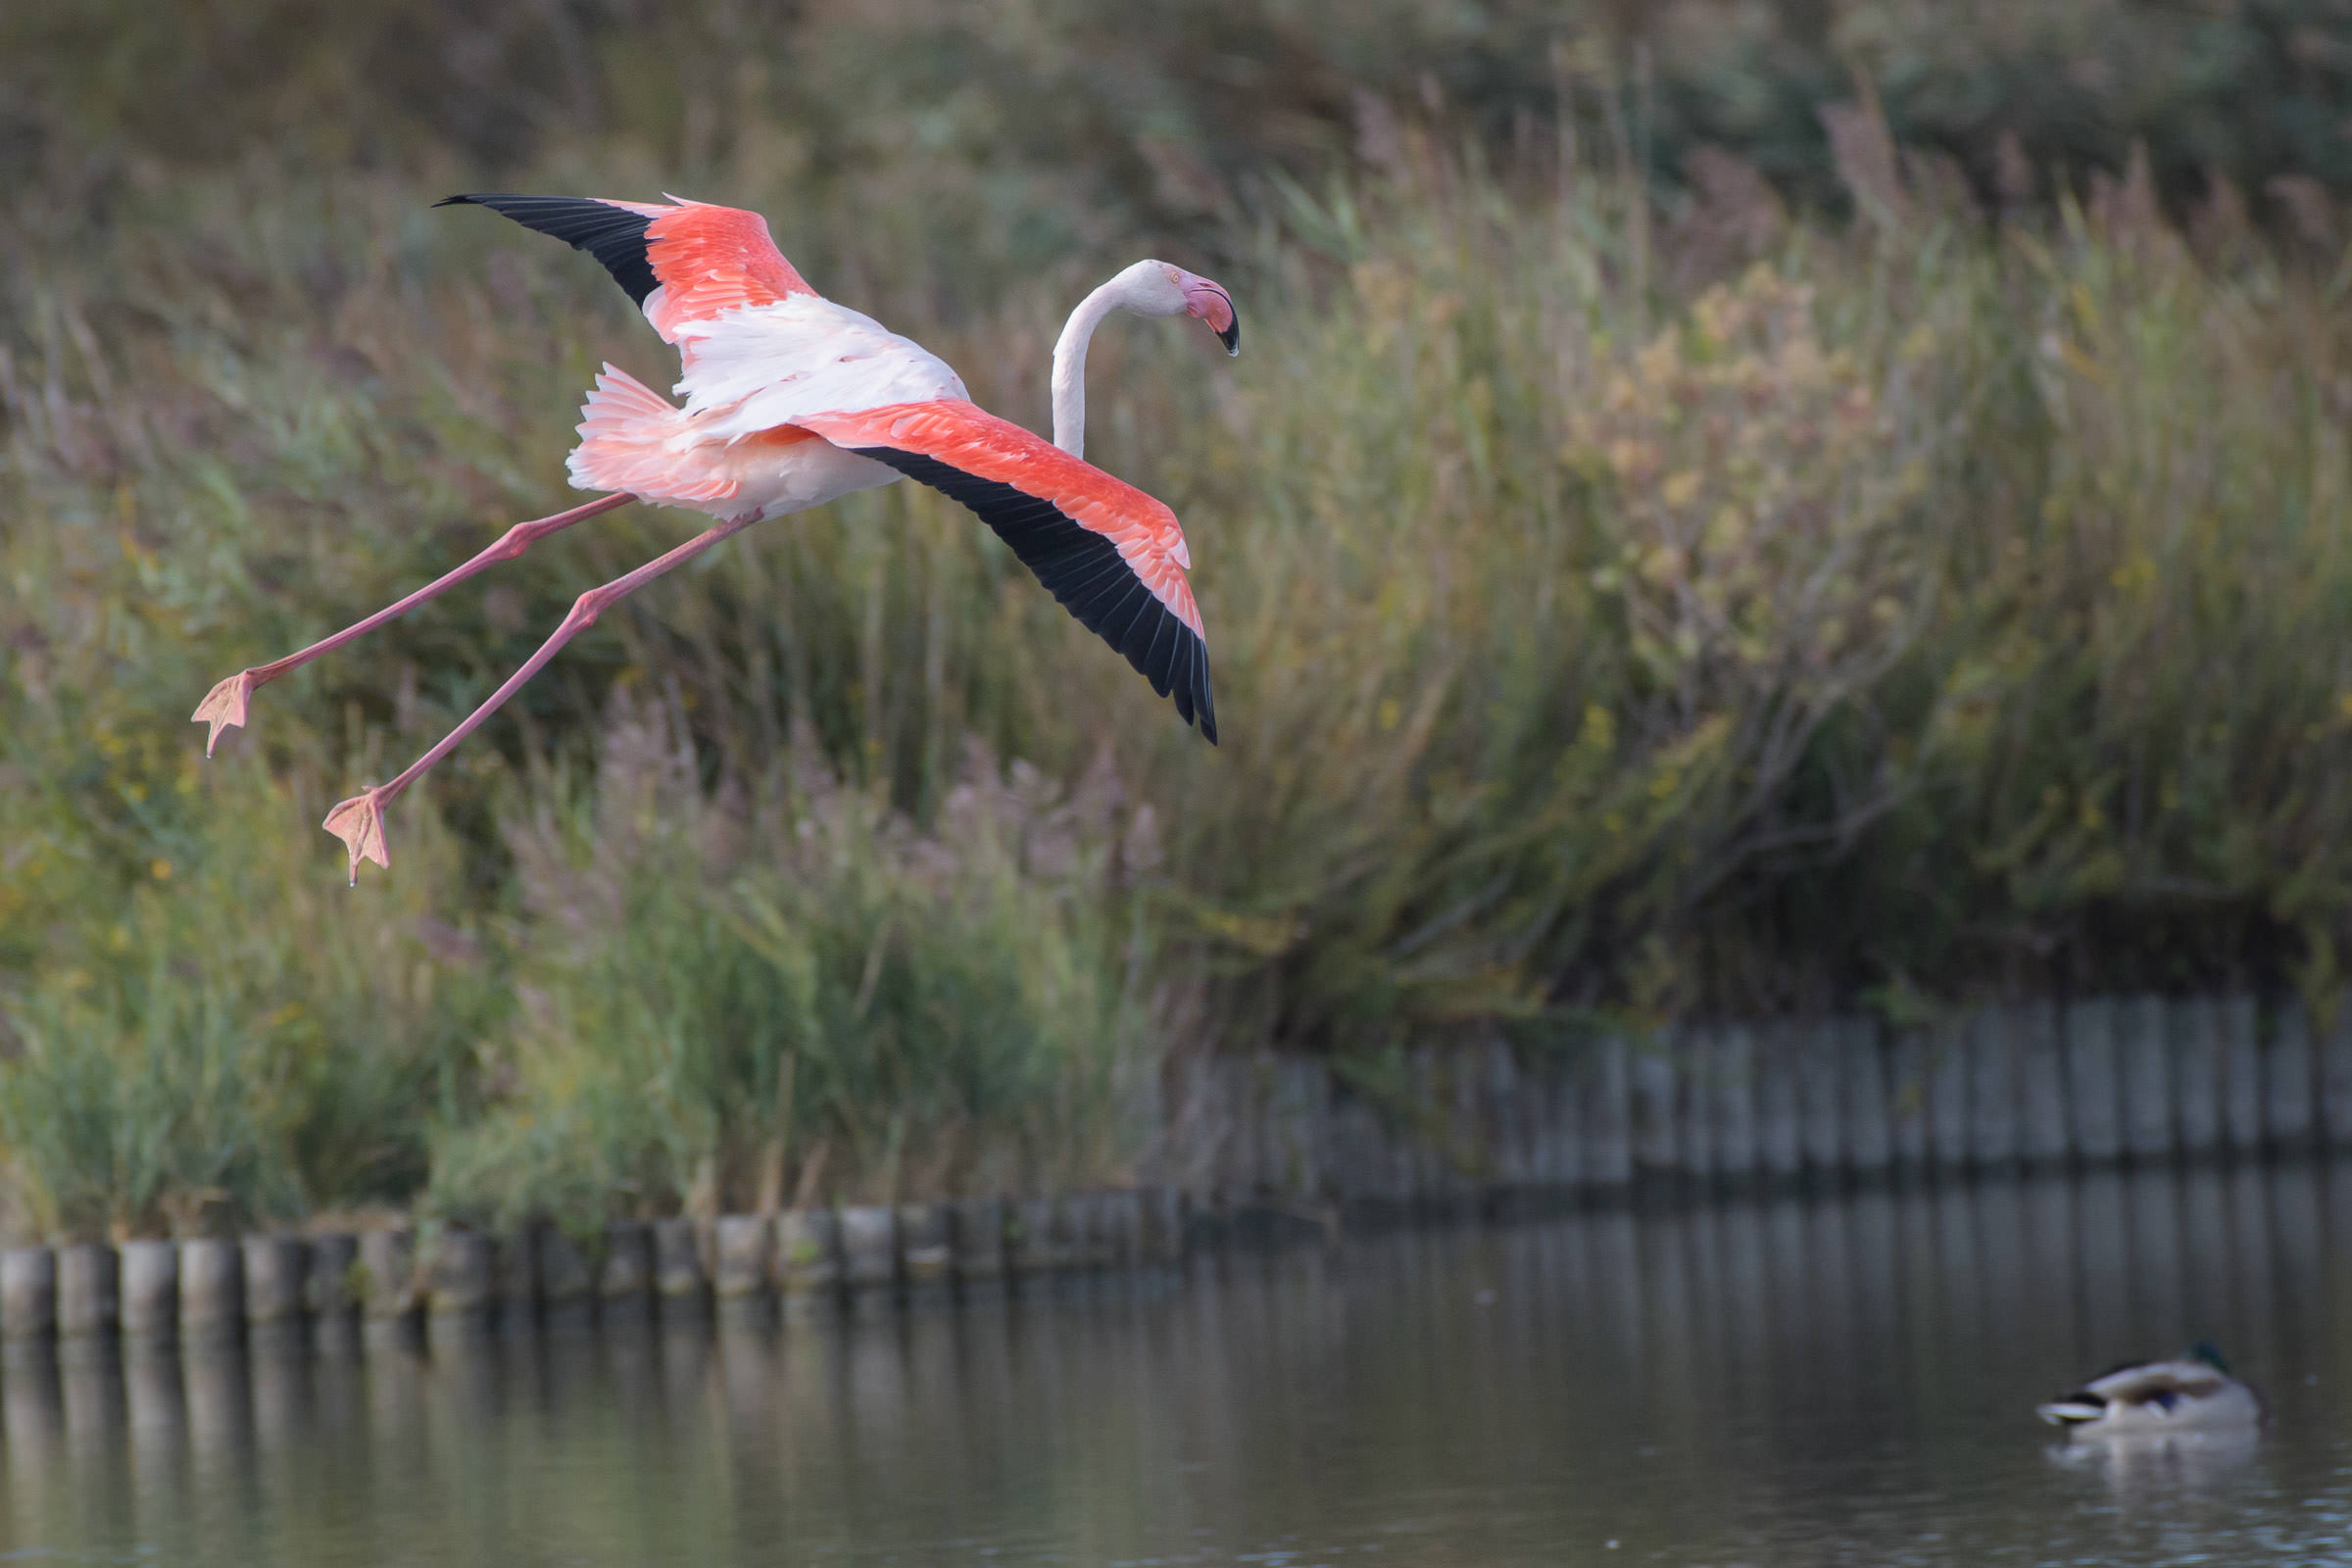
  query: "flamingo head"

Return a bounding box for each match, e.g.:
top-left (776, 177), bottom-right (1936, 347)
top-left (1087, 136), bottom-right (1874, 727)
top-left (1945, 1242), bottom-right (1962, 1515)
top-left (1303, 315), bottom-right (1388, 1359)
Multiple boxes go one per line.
top-left (1119, 261), bottom-right (1242, 355)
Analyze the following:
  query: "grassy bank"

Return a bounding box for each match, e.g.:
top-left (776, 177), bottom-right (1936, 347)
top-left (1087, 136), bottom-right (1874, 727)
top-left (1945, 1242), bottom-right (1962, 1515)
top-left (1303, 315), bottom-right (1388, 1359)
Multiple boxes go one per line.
top-left (7, 66), bottom-right (2352, 1234)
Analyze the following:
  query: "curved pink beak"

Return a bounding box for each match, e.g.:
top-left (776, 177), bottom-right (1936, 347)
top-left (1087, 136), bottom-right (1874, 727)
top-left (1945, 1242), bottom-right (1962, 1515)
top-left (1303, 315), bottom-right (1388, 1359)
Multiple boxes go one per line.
top-left (1178, 270), bottom-right (1241, 355)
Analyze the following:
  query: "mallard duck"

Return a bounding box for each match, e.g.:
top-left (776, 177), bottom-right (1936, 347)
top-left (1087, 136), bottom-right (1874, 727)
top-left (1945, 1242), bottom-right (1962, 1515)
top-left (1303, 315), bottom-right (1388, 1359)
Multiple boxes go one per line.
top-left (2037, 1343), bottom-right (2263, 1436)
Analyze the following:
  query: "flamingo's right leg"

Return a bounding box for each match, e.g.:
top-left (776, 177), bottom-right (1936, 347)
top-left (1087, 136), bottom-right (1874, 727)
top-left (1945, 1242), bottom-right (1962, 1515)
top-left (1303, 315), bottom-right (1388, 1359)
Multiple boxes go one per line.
top-left (322, 510), bottom-right (760, 883)
top-left (191, 492), bottom-right (636, 756)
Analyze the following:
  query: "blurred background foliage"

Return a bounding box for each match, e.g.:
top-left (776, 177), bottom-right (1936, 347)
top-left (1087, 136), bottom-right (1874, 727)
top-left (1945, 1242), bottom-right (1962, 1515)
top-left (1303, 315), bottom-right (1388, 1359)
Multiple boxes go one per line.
top-left (5, 0), bottom-right (2352, 1237)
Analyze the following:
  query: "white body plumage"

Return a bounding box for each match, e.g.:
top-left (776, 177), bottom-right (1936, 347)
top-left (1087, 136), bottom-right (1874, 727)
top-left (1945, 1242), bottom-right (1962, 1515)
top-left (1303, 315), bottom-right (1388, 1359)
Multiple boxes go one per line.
top-left (2037, 1350), bottom-right (2263, 1437)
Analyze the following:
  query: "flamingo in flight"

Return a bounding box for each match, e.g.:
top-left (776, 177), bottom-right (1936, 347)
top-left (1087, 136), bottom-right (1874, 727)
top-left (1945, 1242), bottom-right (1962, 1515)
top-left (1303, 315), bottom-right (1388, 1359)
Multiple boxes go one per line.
top-left (193, 193), bottom-right (1239, 881)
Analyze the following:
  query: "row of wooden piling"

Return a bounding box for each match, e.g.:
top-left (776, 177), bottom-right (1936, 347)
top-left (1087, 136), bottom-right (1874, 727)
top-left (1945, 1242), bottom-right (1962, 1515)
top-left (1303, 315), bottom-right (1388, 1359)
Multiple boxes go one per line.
top-left (1167, 994), bottom-right (2352, 1206)
top-left (3, 992), bottom-right (2344, 1350)
top-left (0, 1192), bottom-right (1191, 1348)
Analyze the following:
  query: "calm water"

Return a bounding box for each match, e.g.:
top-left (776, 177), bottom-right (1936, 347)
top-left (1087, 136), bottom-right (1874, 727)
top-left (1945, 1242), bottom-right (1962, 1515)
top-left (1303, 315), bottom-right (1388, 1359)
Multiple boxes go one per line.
top-left (7, 1166), bottom-right (2352, 1566)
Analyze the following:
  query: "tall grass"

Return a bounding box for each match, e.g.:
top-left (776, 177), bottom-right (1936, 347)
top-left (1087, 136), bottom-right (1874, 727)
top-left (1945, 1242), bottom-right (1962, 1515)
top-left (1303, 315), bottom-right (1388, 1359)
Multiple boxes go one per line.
top-left (0, 752), bottom-right (498, 1239)
top-left (425, 696), bottom-right (1147, 1232)
top-left (7, 72), bottom-right (2352, 1227)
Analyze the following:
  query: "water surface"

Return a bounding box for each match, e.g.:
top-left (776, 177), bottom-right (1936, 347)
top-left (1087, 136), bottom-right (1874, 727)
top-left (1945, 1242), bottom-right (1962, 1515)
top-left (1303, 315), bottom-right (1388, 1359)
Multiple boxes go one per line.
top-left (7, 1165), bottom-right (2352, 1566)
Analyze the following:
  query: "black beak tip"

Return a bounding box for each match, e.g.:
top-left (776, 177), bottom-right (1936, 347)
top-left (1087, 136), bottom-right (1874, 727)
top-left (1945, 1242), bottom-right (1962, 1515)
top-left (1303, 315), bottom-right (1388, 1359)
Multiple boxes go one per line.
top-left (1218, 315), bottom-right (1242, 356)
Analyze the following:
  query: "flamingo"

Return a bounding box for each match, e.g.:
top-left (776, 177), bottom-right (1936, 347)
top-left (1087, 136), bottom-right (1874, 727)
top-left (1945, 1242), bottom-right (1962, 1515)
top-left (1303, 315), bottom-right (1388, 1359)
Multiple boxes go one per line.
top-left (192, 193), bottom-right (1240, 882)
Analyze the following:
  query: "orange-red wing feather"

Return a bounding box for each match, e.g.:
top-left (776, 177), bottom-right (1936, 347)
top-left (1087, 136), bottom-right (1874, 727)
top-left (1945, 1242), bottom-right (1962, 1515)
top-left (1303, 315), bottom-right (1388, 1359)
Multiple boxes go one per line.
top-left (438, 193), bottom-right (814, 339)
top-left (793, 400), bottom-right (1217, 742)
top-left (638, 200), bottom-right (816, 335)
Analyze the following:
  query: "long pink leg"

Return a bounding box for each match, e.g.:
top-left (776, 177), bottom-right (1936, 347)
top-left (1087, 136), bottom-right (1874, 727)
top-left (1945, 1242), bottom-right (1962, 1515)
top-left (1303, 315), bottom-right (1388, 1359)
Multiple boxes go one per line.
top-left (192, 492), bottom-right (636, 755)
top-left (323, 512), bottom-right (760, 883)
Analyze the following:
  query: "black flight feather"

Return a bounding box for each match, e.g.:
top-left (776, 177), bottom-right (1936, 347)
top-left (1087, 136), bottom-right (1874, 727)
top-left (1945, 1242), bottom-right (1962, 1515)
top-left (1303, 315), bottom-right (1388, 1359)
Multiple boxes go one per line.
top-left (851, 446), bottom-right (1217, 743)
top-left (438, 193), bottom-right (661, 306)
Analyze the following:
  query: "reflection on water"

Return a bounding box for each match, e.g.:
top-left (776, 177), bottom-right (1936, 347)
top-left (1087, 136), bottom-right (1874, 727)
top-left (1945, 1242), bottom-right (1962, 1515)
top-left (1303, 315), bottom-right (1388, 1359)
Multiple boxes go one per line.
top-left (6, 1165), bottom-right (2352, 1566)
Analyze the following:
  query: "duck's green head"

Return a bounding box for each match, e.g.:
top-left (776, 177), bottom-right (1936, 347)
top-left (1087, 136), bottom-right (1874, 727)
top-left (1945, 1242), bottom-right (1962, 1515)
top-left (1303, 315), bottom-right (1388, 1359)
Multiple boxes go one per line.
top-left (2187, 1340), bottom-right (2231, 1374)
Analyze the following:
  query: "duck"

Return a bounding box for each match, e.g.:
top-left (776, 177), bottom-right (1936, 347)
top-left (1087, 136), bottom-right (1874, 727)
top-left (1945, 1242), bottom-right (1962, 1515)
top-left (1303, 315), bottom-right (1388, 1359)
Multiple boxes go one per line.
top-left (2037, 1343), bottom-right (2263, 1436)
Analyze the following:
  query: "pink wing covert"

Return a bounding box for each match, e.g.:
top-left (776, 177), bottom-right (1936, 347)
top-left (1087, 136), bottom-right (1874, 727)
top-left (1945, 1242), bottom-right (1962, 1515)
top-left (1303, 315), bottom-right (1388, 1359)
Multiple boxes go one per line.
top-left (636, 199), bottom-right (817, 340)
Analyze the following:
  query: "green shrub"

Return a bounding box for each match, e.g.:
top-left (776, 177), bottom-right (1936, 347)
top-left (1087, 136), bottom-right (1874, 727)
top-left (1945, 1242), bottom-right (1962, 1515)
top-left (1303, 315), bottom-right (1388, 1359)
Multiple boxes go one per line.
top-left (0, 757), bottom-right (496, 1239)
top-left (423, 698), bottom-right (1145, 1232)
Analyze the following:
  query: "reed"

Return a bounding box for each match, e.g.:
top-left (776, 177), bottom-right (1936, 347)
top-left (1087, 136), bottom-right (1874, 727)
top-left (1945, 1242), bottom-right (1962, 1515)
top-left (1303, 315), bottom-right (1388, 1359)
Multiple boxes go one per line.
top-left (421, 698), bottom-right (1146, 1231)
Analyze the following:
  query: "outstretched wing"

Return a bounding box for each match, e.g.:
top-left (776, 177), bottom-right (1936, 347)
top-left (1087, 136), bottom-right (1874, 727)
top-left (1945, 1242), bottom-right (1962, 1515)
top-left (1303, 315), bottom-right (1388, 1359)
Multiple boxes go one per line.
top-left (437, 193), bottom-right (816, 341)
top-left (793, 401), bottom-right (1216, 743)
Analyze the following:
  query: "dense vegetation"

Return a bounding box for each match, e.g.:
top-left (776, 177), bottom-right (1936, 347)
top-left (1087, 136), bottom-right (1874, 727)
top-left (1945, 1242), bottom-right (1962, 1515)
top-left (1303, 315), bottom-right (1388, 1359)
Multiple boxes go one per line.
top-left (6, 1), bottom-right (2352, 1238)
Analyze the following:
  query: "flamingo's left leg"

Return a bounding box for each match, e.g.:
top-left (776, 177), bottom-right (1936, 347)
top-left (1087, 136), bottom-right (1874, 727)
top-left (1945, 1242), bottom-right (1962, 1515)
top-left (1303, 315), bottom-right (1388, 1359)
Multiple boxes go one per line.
top-left (192, 492), bottom-right (636, 756)
top-left (322, 511), bottom-right (760, 883)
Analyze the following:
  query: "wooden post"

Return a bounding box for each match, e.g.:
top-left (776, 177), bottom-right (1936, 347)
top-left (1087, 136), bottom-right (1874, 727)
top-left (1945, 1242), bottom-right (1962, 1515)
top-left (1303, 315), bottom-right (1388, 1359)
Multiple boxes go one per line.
top-left (836, 1204), bottom-right (899, 1316)
top-left (1329, 1093), bottom-right (1398, 1221)
top-left (359, 1228), bottom-right (419, 1322)
top-left (2011, 1002), bottom-right (2070, 1170)
top-left (712, 1215), bottom-right (774, 1313)
top-left (1841, 1016), bottom-right (1891, 1178)
top-left (1310, 1057), bottom-right (1344, 1203)
top-left (1007, 1196), bottom-right (1058, 1294)
top-left (1885, 1028), bottom-right (1930, 1174)
top-left (1962, 1005), bottom-right (2017, 1174)
top-left (2266, 1000), bottom-right (2318, 1155)
top-left (1112, 1189), bottom-right (1150, 1269)
top-left (1927, 1016), bottom-right (1971, 1172)
top-left (2324, 992), bottom-right (2352, 1147)
top-left (493, 1227), bottom-right (539, 1331)
top-left (1370, 1083), bottom-right (1409, 1215)
top-left (120, 1240), bottom-right (178, 1338)
top-left (1799, 1019), bottom-right (1848, 1183)
top-left (2221, 994), bottom-right (2264, 1157)
top-left (306, 1233), bottom-right (361, 1319)
top-left (599, 1221), bottom-right (655, 1316)
top-left (2170, 996), bottom-right (2224, 1159)
top-left (1755, 1023), bottom-right (1803, 1187)
top-left (1545, 1066), bottom-right (1588, 1197)
top-left (1404, 1048), bottom-right (1444, 1213)
top-left (651, 1217), bottom-right (707, 1314)
top-left (1585, 1036), bottom-right (1634, 1190)
top-left (1140, 1187), bottom-right (1190, 1268)
top-left (1633, 1039), bottom-right (1681, 1185)
top-left (1517, 1060), bottom-right (1560, 1199)
top-left (1710, 1025), bottom-right (1758, 1189)
top-left (178, 1238), bottom-right (244, 1340)
top-left (774, 1208), bottom-right (842, 1320)
top-left (2118, 995), bottom-right (2177, 1163)
top-left (1479, 1041), bottom-right (1530, 1203)
top-left (949, 1199), bottom-right (1007, 1296)
top-left (426, 1230), bottom-right (492, 1319)
top-left (1673, 1028), bottom-right (1715, 1190)
top-left (54, 1244), bottom-right (117, 1339)
top-left (896, 1203), bottom-right (953, 1307)
top-left (536, 1227), bottom-right (593, 1319)
top-left (1514, 1055), bottom-right (1563, 1206)
top-left (1060, 1193), bottom-right (1111, 1290)
top-left (1197, 1055), bottom-right (1235, 1206)
top-left (1446, 1052), bottom-right (1487, 1214)
top-left (1274, 1056), bottom-right (1329, 1200)
top-left (242, 1234), bottom-right (309, 1326)
top-left (2063, 998), bottom-right (2123, 1165)
top-left (1067, 1190), bottom-right (1108, 1270)
top-left (1225, 1054), bottom-right (1267, 1210)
